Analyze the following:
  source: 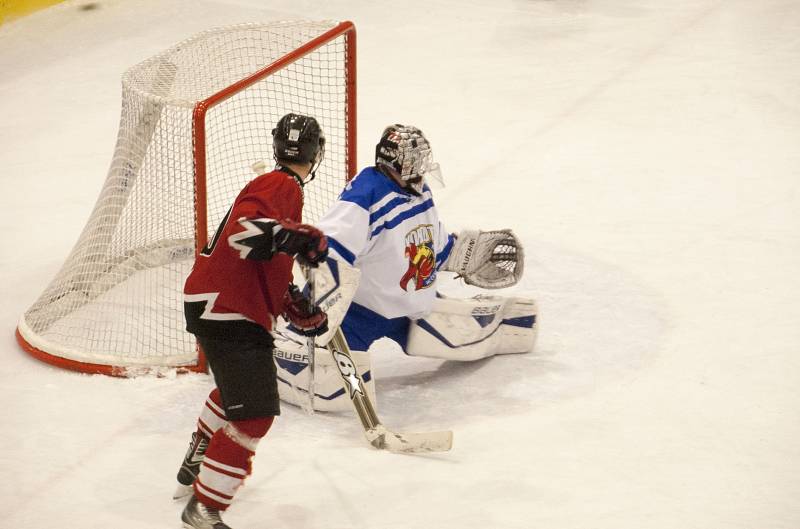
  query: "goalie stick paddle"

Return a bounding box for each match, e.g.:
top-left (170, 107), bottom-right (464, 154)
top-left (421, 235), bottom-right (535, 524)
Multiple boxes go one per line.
top-left (326, 328), bottom-right (454, 453)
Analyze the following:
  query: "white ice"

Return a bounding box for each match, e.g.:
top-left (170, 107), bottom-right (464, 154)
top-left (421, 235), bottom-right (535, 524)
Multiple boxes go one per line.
top-left (1, 1), bottom-right (799, 528)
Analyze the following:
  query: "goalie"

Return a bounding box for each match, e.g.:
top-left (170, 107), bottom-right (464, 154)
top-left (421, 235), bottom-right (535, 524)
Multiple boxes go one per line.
top-left (275, 124), bottom-right (537, 412)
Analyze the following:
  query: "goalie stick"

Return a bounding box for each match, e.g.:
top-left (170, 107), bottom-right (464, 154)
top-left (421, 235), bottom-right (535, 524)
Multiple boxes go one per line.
top-left (326, 326), bottom-right (453, 453)
top-left (298, 265), bottom-right (453, 453)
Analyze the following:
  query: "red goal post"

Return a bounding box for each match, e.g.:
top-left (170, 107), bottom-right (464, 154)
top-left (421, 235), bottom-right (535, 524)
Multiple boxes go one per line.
top-left (16, 21), bottom-right (357, 376)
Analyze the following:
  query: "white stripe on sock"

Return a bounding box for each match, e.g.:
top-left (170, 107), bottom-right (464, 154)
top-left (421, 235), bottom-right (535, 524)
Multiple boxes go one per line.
top-left (195, 479), bottom-right (234, 505)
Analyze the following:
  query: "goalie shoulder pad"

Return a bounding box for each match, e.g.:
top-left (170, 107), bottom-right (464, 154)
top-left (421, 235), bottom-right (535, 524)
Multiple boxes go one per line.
top-left (443, 229), bottom-right (524, 289)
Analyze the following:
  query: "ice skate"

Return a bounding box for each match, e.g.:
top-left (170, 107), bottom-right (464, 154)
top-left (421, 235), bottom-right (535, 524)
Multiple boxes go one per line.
top-left (182, 495), bottom-right (232, 529)
top-left (174, 430), bottom-right (209, 499)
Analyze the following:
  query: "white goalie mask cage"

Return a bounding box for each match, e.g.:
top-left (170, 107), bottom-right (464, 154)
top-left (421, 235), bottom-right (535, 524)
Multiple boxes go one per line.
top-left (376, 125), bottom-right (444, 193)
top-left (16, 21), bottom-right (357, 376)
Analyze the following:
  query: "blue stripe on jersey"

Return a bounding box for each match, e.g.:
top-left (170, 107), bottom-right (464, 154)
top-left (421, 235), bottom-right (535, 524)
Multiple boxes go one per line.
top-left (436, 233), bottom-right (455, 269)
top-left (340, 188), bottom-right (373, 211)
top-left (370, 198), bottom-right (435, 238)
top-left (327, 236), bottom-right (356, 265)
top-left (368, 196), bottom-right (410, 225)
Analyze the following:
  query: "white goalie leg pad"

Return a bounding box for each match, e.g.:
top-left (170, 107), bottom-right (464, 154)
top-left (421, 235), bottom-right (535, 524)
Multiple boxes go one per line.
top-left (406, 295), bottom-right (538, 361)
top-left (273, 333), bottom-right (376, 413)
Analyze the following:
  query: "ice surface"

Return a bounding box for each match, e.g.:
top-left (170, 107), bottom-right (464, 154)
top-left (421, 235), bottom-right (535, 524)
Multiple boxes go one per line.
top-left (1, 1), bottom-right (798, 528)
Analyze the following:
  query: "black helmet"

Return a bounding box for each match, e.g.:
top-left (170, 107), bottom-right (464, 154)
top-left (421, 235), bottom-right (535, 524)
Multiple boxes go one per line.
top-left (272, 113), bottom-right (325, 166)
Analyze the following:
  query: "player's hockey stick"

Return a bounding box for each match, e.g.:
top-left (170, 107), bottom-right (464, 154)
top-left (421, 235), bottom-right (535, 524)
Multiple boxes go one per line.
top-left (326, 327), bottom-right (453, 453)
top-left (297, 262), bottom-right (452, 452)
top-left (304, 267), bottom-right (317, 415)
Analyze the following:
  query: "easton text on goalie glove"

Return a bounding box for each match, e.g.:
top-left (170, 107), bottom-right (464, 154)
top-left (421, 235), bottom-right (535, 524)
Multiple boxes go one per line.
top-left (282, 284), bottom-right (329, 337)
top-left (274, 219), bottom-right (329, 267)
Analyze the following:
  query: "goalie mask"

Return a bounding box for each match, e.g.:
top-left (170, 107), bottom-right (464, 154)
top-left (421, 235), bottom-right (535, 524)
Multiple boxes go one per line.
top-left (375, 124), bottom-right (442, 195)
top-left (272, 113), bottom-right (326, 180)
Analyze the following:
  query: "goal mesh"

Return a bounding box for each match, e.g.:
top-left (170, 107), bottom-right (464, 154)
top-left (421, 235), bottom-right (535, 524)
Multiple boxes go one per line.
top-left (17, 21), bottom-right (356, 375)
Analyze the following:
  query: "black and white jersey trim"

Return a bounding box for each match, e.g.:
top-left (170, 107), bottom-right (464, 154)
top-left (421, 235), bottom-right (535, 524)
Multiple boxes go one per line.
top-left (228, 217), bottom-right (280, 260)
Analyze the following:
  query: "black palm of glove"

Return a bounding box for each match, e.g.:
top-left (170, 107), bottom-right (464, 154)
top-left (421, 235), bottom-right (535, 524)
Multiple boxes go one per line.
top-left (281, 284), bottom-right (328, 337)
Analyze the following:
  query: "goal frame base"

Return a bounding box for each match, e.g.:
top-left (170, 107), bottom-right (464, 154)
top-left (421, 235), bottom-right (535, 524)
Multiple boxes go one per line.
top-left (15, 328), bottom-right (206, 377)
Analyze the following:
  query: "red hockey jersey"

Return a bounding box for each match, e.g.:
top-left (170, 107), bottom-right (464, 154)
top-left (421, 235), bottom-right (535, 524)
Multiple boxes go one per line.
top-left (183, 169), bottom-right (303, 342)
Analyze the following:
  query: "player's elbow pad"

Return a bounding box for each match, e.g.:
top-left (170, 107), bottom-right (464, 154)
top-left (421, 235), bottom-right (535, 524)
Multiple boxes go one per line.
top-left (228, 218), bottom-right (279, 260)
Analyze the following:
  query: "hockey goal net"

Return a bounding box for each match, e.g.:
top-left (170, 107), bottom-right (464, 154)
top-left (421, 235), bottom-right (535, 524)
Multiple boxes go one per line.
top-left (16, 21), bottom-right (357, 376)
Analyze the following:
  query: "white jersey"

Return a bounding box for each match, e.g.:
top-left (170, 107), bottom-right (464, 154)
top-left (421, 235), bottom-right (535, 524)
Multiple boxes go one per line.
top-left (316, 166), bottom-right (455, 320)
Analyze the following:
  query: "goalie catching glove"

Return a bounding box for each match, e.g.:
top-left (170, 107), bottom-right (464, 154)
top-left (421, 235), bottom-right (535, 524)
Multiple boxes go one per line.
top-left (282, 284), bottom-right (328, 337)
top-left (443, 229), bottom-right (524, 289)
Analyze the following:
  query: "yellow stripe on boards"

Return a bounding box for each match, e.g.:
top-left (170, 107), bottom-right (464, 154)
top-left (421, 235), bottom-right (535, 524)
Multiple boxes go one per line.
top-left (0, 0), bottom-right (67, 26)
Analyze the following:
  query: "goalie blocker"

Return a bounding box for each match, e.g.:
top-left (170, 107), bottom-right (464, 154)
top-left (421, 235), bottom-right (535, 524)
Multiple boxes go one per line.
top-left (274, 292), bottom-right (538, 413)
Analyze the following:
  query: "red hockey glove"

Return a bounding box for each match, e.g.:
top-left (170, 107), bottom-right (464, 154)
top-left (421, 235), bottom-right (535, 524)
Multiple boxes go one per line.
top-left (282, 284), bottom-right (329, 337)
top-left (274, 219), bottom-right (328, 267)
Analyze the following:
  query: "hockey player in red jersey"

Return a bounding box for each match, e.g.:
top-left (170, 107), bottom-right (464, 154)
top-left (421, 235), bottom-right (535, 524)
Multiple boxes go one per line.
top-left (175, 113), bottom-right (329, 529)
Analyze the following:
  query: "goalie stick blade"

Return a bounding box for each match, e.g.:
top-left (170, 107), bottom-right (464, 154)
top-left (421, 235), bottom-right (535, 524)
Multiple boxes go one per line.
top-left (365, 425), bottom-right (453, 453)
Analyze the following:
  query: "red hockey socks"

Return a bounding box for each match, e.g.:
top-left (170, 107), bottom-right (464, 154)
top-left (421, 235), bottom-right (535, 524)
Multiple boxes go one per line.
top-left (197, 388), bottom-right (227, 439)
top-left (194, 417), bottom-right (274, 510)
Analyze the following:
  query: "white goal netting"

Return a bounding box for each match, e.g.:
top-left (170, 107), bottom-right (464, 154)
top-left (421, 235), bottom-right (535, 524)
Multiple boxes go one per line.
top-left (17, 21), bottom-right (355, 374)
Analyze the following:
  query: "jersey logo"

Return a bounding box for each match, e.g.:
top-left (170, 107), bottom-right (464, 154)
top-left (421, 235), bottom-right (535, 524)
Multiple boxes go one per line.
top-left (399, 224), bottom-right (436, 291)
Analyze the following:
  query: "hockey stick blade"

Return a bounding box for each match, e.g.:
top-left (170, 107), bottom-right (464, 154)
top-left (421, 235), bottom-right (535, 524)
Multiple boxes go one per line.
top-left (327, 328), bottom-right (454, 453)
top-left (365, 425), bottom-right (453, 453)
top-left (299, 264), bottom-right (454, 454)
